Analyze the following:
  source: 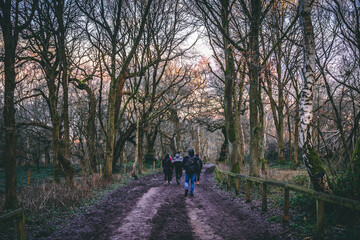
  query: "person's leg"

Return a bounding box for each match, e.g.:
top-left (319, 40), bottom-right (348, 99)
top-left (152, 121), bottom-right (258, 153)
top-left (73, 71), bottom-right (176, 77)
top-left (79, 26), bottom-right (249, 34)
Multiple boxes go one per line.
top-left (176, 167), bottom-right (180, 184)
top-left (184, 173), bottom-right (189, 196)
top-left (169, 171), bottom-right (172, 183)
top-left (176, 167), bottom-right (180, 180)
top-left (190, 174), bottom-right (196, 196)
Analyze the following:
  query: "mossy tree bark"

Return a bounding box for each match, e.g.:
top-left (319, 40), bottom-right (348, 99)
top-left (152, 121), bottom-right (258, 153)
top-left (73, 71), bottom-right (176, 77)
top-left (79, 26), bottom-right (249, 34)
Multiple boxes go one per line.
top-left (221, 0), bottom-right (241, 174)
top-left (299, 0), bottom-right (331, 193)
top-left (249, 0), bottom-right (262, 177)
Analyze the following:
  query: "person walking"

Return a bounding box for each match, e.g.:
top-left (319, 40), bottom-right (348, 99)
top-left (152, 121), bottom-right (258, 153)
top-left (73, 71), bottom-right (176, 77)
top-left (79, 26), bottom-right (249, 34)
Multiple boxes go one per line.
top-left (182, 148), bottom-right (201, 197)
top-left (162, 154), bottom-right (173, 185)
top-left (173, 152), bottom-right (183, 185)
top-left (195, 154), bottom-right (203, 184)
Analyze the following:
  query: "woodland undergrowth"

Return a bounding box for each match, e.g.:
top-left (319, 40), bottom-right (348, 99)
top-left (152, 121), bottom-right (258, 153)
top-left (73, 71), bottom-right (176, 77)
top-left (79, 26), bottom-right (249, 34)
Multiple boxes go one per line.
top-left (0, 168), bottom-right (158, 239)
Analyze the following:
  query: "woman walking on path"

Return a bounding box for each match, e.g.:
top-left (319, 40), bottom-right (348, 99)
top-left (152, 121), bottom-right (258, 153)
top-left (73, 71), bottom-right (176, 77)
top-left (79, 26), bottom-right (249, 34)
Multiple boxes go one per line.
top-left (182, 148), bottom-right (201, 196)
top-left (162, 154), bottom-right (173, 185)
top-left (173, 152), bottom-right (183, 185)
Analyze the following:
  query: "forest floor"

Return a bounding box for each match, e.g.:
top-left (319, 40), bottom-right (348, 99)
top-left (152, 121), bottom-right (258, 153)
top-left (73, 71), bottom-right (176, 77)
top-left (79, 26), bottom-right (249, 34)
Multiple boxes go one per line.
top-left (38, 164), bottom-right (294, 240)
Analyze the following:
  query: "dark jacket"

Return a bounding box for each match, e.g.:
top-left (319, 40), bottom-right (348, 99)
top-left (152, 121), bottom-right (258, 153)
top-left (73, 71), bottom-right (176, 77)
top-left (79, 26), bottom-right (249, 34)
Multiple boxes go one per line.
top-left (182, 149), bottom-right (201, 175)
top-left (197, 157), bottom-right (203, 172)
top-left (162, 154), bottom-right (173, 172)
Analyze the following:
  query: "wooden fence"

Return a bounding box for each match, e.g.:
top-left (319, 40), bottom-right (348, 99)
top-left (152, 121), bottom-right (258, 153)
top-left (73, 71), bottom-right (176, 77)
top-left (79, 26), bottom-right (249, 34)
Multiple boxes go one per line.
top-left (0, 208), bottom-right (25, 240)
top-left (215, 166), bottom-right (360, 240)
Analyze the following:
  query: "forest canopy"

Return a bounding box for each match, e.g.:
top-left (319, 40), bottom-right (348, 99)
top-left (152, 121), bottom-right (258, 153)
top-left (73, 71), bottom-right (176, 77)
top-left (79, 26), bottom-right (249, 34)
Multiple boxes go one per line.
top-left (1, 0), bottom-right (360, 211)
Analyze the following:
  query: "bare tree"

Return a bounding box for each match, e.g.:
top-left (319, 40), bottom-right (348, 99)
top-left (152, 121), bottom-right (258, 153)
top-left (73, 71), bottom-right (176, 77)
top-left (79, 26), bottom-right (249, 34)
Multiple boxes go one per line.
top-left (77, 0), bottom-right (154, 178)
top-left (0, 0), bottom-right (38, 209)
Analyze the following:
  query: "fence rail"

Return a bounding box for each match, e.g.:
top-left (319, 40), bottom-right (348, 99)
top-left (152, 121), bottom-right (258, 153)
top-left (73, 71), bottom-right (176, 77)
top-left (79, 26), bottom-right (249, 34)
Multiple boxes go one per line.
top-left (215, 166), bottom-right (360, 239)
top-left (0, 208), bottom-right (25, 240)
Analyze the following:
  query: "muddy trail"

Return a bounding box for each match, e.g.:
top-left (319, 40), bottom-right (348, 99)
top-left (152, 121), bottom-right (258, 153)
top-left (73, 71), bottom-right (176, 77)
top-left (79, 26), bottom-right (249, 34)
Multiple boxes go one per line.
top-left (42, 164), bottom-right (290, 240)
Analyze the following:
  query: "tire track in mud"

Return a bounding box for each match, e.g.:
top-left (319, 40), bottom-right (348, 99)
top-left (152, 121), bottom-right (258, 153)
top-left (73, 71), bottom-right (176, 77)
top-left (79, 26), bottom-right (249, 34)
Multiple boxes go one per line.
top-left (149, 188), bottom-right (194, 240)
top-left (110, 187), bottom-right (164, 240)
top-left (186, 197), bottom-right (223, 240)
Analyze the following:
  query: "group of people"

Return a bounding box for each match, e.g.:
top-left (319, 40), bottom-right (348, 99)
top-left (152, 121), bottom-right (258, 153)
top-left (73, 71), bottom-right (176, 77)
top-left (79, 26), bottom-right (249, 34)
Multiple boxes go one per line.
top-left (162, 148), bottom-right (203, 197)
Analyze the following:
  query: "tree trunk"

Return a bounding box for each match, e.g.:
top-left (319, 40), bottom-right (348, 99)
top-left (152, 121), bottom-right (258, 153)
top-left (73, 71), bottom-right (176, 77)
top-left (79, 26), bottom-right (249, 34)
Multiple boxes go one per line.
top-left (104, 78), bottom-right (117, 178)
top-left (218, 126), bottom-right (228, 162)
top-left (287, 103), bottom-right (293, 163)
top-left (294, 87), bottom-right (300, 166)
top-left (299, 0), bottom-right (331, 193)
top-left (278, 82), bottom-right (285, 164)
top-left (132, 99), bottom-right (141, 177)
top-left (259, 92), bottom-right (266, 174)
top-left (3, 31), bottom-right (18, 209)
top-left (52, 120), bottom-right (61, 183)
top-left (249, 0), bottom-right (261, 177)
top-left (145, 124), bottom-right (159, 164)
top-left (71, 79), bottom-right (97, 174)
top-left (45, 146), bottom-right (50, 168)
top-left (237, 63), bottom-right (246, 167)
top-left (55, 0), bottom-right (74, 186)
top-left (138, 122), bottom-right (144, 174)
top-left (221, 0), bottom-right (240, 173)
top-left (88, 90), bottom-right (97, 173)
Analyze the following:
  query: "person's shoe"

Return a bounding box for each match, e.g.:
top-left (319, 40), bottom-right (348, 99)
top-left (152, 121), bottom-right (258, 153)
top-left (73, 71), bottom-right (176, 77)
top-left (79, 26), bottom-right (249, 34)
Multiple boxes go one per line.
top-left (184, 189), bottom-right (188, 197)
top-left (190, 193), bottom-right (194, 197)
top-left (169, 181), bottom-right (172, 184)
top-left (164, 181), bottom-right (168, 185)
top-left (196, 181), bottom-right (199, 185)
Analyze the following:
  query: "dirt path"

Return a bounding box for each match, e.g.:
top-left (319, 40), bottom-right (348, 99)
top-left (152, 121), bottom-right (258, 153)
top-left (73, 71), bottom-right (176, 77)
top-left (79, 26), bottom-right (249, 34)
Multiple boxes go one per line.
top-left (42, 164), bottom-right (289, 240)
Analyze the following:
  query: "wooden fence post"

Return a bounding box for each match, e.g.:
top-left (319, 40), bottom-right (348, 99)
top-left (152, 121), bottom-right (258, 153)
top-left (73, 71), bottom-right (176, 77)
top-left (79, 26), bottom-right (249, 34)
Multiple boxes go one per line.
top-left (283, 188), bottom-right (290, 221)
top-left (246, 180), bottom-right (251, 202)
top-left (262, 183), bottom-right (267, 211)
top-left (227, 174), bottom-right (231, 189)
top-left (16, 210), bottom-right (25, 240)
top-left (316, 199), bottom-right (325, 240)
top-left (235, 177), bottom-right (240, 195)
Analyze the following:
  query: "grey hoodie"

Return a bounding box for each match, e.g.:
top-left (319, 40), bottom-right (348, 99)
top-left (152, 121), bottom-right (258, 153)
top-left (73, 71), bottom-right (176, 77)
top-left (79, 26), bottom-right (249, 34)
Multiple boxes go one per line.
top-left (173, 153), bottom-right (183, 163)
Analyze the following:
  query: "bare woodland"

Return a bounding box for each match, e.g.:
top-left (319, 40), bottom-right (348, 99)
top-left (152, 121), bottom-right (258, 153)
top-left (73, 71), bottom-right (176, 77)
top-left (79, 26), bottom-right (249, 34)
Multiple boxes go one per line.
top-left (1, 0), bottom-right (360, 215)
